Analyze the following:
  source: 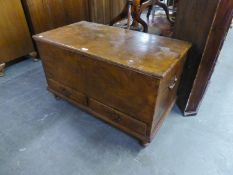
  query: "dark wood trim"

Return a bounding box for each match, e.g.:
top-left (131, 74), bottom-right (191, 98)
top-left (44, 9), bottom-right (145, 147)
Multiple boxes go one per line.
top-left (174, 0), bottom-right (233, 116)
top-left (183, 0), bottom-right (233, 115)
top-left (20, 0), bottom-right (36, 35)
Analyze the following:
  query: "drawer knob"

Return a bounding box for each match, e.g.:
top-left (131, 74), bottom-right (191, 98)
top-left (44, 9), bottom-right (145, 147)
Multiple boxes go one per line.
top-left (168, 76), bottom-right (178, 90)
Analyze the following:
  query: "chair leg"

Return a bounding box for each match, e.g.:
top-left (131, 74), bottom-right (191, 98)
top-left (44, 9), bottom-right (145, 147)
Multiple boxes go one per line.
top-left (138, 17), bottom-right (148, 32)
top-left (131, 10), bottom-right (148, 32)
top-left (110, 0), bottom-right (149, 33)
top-left (147, 5), bottom-right (153, 18)
top-left (156, 1), bottom-right (174, 25)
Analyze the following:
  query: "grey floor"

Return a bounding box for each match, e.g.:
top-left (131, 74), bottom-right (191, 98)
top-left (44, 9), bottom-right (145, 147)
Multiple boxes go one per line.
top-left (0, 29), bottom-right (233, 175)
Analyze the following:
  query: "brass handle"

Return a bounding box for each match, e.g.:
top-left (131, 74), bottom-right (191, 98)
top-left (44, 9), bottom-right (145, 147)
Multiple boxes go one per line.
top-left (168, 76), bottom-right (178, 90)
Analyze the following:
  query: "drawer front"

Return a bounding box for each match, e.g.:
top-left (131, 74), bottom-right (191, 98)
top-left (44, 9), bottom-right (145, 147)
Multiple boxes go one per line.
top-left (48, 79), bottom-right (87, 106)
top-left (89, 98), bottom-right (147, 136)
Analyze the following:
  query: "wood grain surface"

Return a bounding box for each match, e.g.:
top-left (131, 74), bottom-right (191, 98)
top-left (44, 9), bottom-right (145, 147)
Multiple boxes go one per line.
top-left (34, 22), bottom-right (191, 144)
top-left (0, 0), bottom-right (34, 63)
top-left (22, 0), bottom-right (89, 34)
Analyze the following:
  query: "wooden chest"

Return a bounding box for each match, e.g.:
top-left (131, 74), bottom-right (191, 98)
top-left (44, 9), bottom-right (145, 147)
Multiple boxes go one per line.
top-left (33, 21), bottom-right (191, 145)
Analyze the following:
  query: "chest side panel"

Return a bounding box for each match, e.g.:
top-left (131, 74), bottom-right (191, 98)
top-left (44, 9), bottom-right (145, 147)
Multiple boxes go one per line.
top-left (151, 55), bottom-right (187, 136)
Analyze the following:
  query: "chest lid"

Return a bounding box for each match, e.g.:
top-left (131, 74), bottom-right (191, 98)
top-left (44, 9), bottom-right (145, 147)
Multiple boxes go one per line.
top-left (33, 21), bottom-right (191, 78)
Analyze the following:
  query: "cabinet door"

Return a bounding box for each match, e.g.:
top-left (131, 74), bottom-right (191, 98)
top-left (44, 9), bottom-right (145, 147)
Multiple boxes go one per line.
top-left (89, 0), bottom-right (126, 24)
top-left (22, 0), bottom-right (89, 34)
top-left (0, 0), bottom-right (34, 63)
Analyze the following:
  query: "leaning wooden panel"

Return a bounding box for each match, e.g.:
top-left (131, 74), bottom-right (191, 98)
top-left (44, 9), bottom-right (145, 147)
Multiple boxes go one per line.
top-left (173, 0), bottom-right (232, 115)
top-left (34, 22), bottom-right (191, 145)
top-left (0, 0), bottom-right (34, 64)
top-left (175, 0), bottom-right (233, 115)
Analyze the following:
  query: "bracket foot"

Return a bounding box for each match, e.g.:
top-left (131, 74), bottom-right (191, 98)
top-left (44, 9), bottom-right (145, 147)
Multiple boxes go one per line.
top-left (0, 63), bottom-right (6, 77)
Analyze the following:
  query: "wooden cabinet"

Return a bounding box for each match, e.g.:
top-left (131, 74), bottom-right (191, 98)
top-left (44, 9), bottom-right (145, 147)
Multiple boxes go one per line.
top-left (22, 0), bottom-right (89, 34)
top-left (0, 0), bottom-right (34, 67)
top-left (34, 22), bottom-right (191, 145)
top-left (89, 0), bottom-right (126, 24)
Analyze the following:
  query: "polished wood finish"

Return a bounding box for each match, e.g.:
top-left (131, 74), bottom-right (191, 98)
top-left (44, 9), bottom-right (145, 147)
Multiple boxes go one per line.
top-left (22, 0), bottom-right (89, 34)
top-left (174, 0), bottom-right (233, 115)
top-left (0, 0), bottom-right (34, 66)
top-left (34, 22), bottom-right (191, 144)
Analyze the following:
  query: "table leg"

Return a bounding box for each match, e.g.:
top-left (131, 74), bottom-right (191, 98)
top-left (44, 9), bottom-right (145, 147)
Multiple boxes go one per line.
top-left (147, 5), bottom-right (153, 18)
top-left (110, 0), bottom-right (148, 33)
top-left (132, 0), bottom-right (148, 32)
top-left (132, 14), bottom-right (148, 32)
top-left (155, 0), bottom-right (174, 25)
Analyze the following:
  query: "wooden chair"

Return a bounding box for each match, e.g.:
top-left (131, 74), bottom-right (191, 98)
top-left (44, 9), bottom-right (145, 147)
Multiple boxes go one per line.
top-left (145, 0), bottom-right (175, 25)
top-left (110, 0), bottom-right (148, 32)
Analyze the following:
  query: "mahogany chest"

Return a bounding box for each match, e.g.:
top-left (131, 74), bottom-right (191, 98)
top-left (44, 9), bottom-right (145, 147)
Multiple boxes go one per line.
top-left (33, 21), bottom-right (191, 145)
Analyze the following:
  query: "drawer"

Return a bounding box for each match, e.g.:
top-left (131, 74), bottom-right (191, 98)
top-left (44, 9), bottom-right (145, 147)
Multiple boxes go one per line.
top-left (48, 79), bottom-right (87, 106)
top-left (89, 98), bottom-right (147, 136)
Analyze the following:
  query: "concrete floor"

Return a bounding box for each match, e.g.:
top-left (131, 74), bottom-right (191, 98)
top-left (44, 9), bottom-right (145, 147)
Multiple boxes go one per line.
top-left (0, 29), bottom-right (233, 175)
